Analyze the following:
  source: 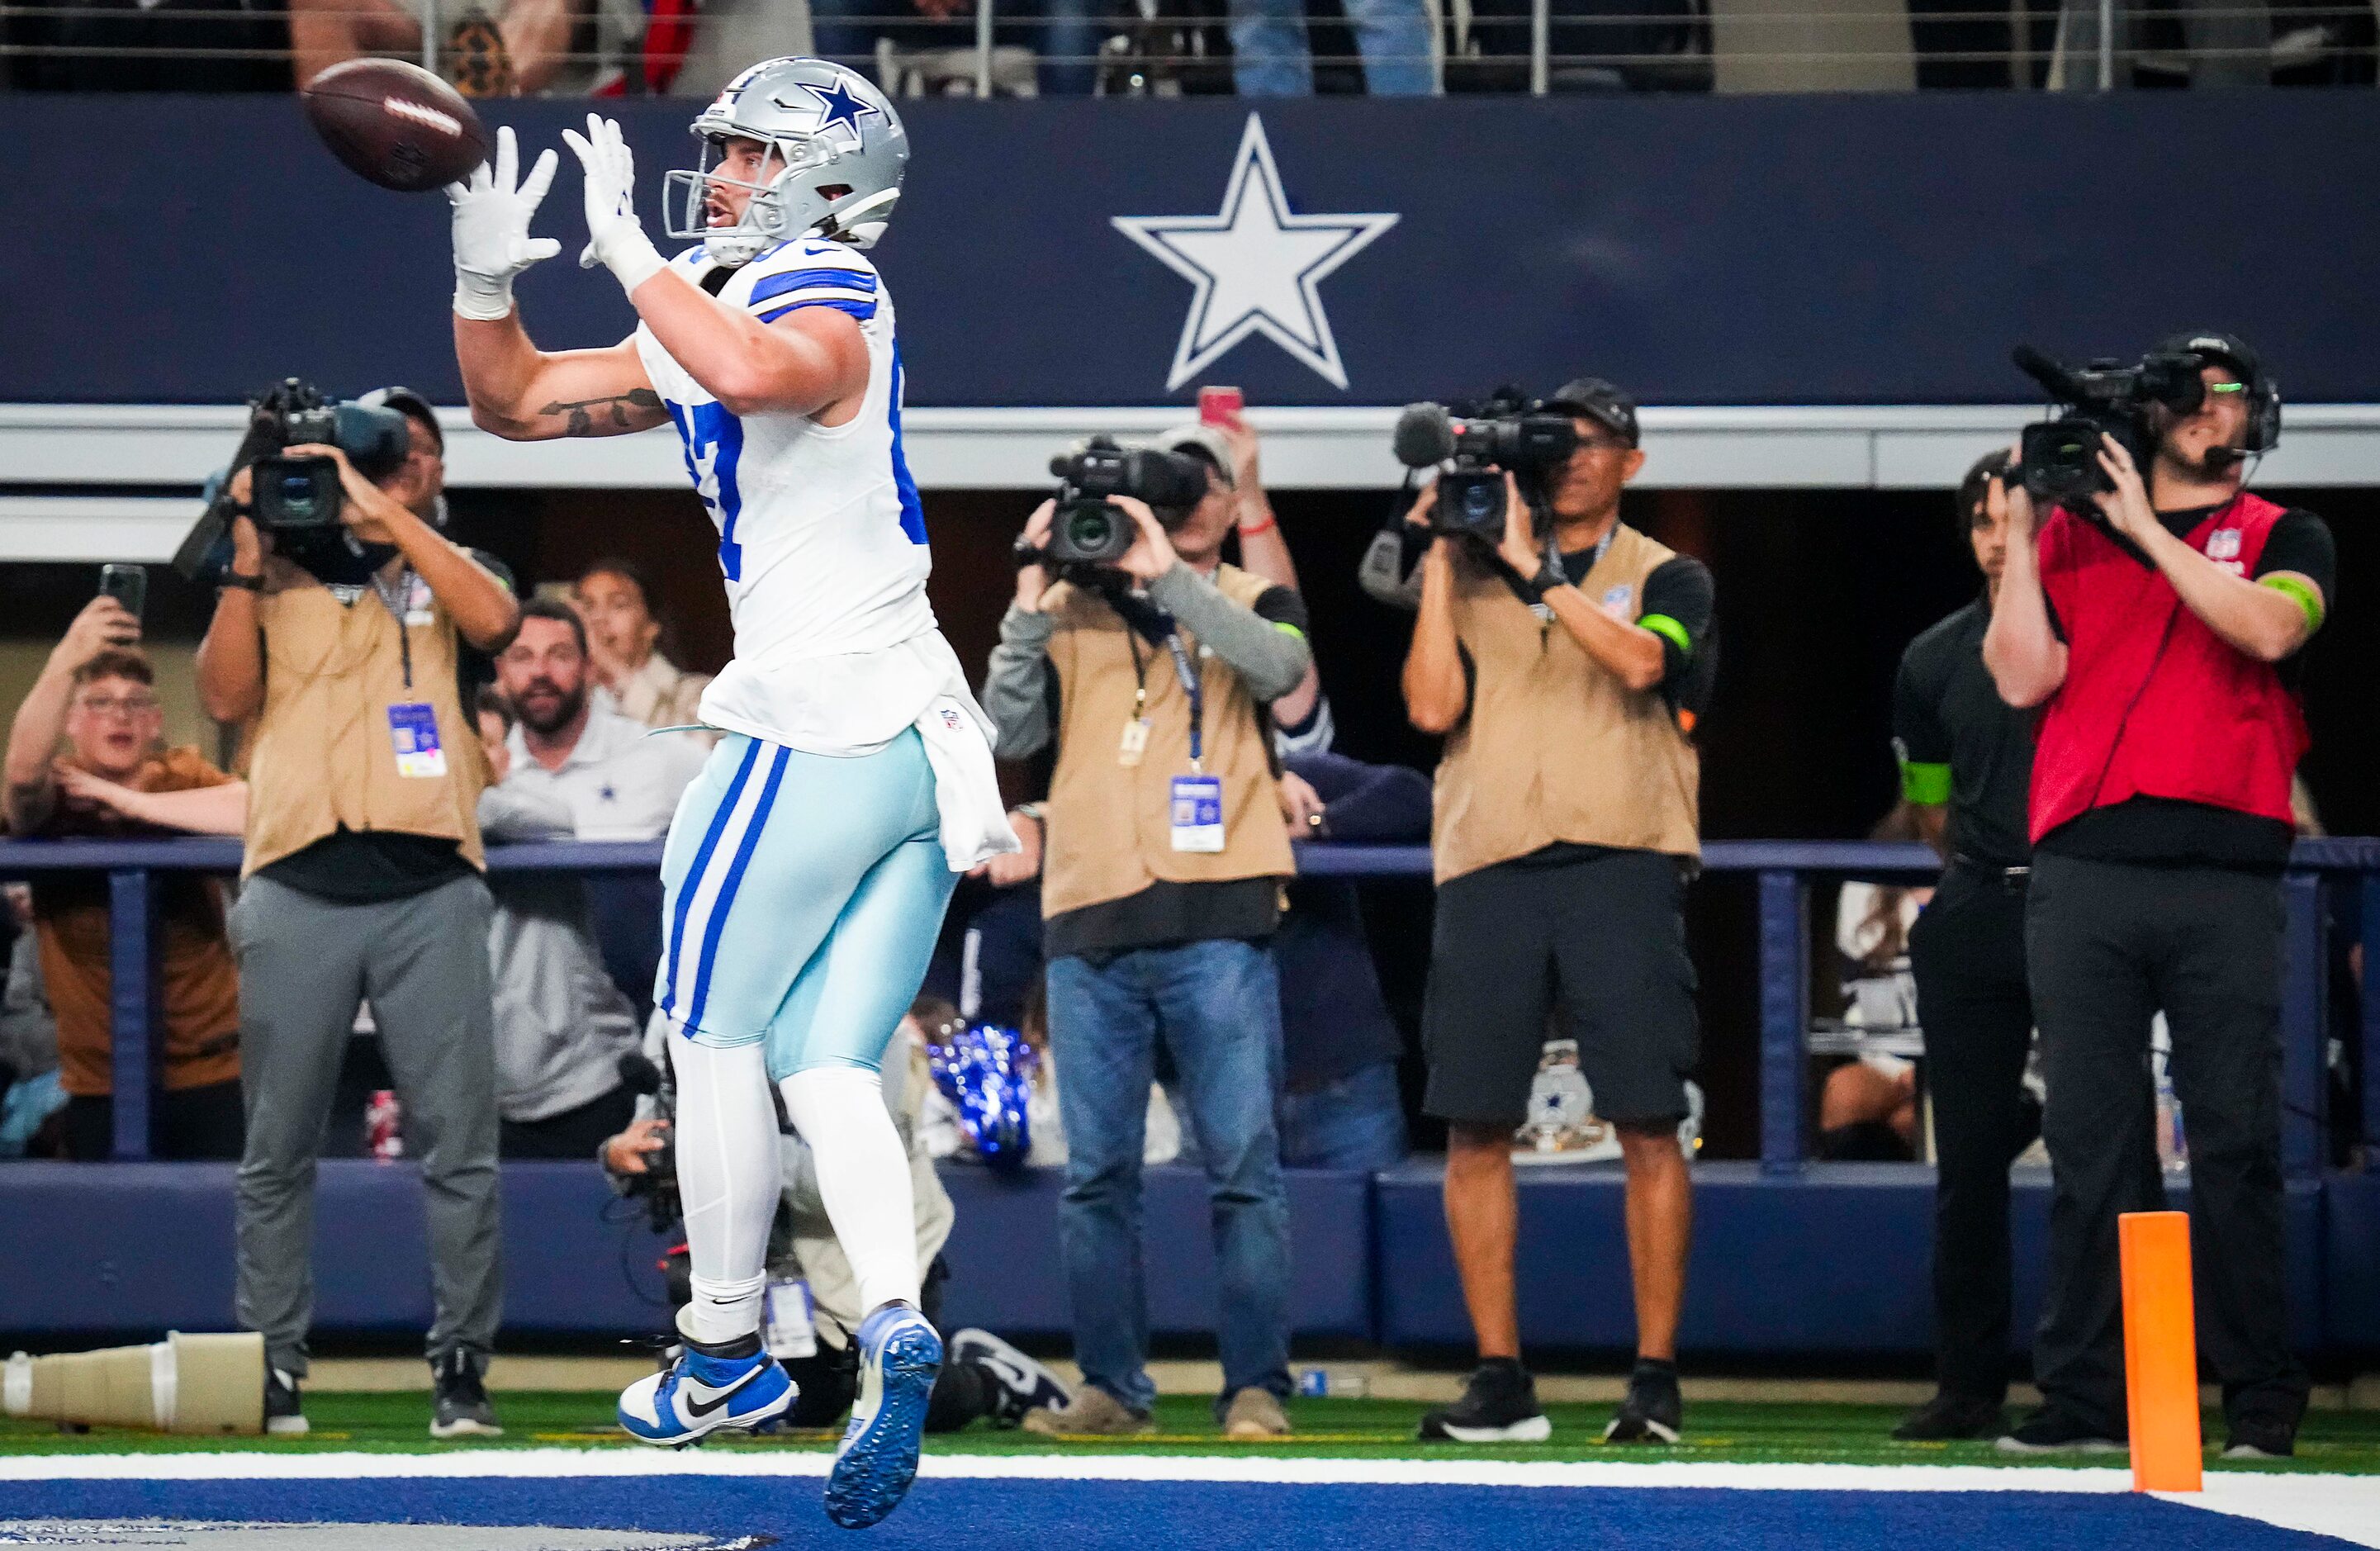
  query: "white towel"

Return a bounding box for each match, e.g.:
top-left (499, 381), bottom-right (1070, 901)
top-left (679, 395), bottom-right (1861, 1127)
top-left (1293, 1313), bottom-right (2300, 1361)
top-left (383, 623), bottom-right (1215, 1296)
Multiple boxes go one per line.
top-left (913, 685), bottom-right (1019, 874)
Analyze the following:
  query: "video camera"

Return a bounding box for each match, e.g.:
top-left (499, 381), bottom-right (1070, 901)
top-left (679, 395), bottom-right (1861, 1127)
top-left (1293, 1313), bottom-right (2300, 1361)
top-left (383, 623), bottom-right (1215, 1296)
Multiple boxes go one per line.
top-left (1023, 436), bottom-right (1213, 571)
top-left (1391, 396), bottom-right (1579, 539)
top-left (2009, 346), bottom-right (2216, 508)
top-left (614, 1051), bottom-right (680, 1236)
top-left (171, 378), bottom-right (412, 584)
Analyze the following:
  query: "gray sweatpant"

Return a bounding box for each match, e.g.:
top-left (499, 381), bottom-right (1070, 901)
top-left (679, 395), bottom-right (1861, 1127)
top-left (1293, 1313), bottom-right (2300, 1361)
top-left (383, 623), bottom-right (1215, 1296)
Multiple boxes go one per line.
top-left (228, 871), bottom-right (503, 1376)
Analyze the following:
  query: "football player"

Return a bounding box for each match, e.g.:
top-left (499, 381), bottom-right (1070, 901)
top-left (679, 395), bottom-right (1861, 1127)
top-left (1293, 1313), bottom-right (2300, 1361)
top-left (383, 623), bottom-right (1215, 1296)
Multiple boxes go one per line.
top-left (444, 59), bottom-right (1016, 1530)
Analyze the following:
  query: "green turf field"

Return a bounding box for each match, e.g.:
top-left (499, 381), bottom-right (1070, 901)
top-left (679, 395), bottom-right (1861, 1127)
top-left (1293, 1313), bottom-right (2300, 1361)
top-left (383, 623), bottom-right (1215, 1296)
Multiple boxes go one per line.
top-left (3, 1394), bottom-right (2374, 1473)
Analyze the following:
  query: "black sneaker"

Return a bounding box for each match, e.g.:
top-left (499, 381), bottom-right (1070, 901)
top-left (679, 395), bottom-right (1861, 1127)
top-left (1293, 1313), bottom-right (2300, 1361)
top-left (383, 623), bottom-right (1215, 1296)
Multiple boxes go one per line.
top-left (429, 1349), bottom-right (503, 1439)
top-left (1893, 1392), bottom-right (2006, 1442)
top-left (1603, 1359), bottom-right (1683, 1444)
top-left (1418, 1361), bottom-right (1551, 1444)
top-left (263, 1366), bottom-right (308, 1437)
top-left (2222, 1416), bottom-right (2297, 1460)
top-left (1996, 1407), bottom-right (2125, 1454)
top-left (948, 1329), bottom-right (1070, 1426)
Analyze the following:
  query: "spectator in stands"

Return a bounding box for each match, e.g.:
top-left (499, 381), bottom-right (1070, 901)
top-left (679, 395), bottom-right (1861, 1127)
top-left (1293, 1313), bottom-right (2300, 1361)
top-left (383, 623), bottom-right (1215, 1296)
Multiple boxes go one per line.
top-left (1885, 450), bottom-right (2047, 1443)
top-left (808, 0), bottom-right (1104, 95)
top-left (5, 613), bottom-right (247, 1163)
top-left (1273, 752), bottom-right (1421, 1171)
top-left (572, 559), bottom-right (715, 738)
top-left (197, 422), bottom-right (518, 1440)
top-left (1817, 802), bottom-right (1928, 1163)
top-left (284, 0), bottom-right (604, 94)
top-left (472, 685), bottom-right (647, 1160)
top-left (1985, 334), bottom-right (2324, 1459)
top-left (984, 454), bottom-right (1310, 1440)
top-left (1402, 377), bottom-right (1714, 1445)
top-left (601, 994), bottom-right (1074, 1431)
top-left (1227, 0), bottom-right (1434, 94)
top-left (500, 595), bottom-right (707, 1017)
top-left (0, 889), bottom-right (67, 1158)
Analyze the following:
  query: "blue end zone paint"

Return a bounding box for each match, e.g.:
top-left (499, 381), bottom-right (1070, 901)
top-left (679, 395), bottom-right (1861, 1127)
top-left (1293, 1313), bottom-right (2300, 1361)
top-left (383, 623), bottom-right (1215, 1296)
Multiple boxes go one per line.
top-left (0, 1479), bottom-right (2351, 1550)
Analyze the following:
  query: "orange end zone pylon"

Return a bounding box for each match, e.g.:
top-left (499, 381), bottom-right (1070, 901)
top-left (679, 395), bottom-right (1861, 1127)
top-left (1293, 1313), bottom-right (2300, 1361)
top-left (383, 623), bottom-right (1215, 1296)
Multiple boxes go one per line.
top-left (2120, 1209), bottom-right (2203, 1492)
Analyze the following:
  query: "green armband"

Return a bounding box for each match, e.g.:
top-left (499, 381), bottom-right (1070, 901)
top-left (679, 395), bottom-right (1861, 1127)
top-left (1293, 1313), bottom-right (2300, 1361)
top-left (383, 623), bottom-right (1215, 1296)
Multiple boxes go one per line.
top-left (1899, 761), bottom-right (1952, 805)
top-left (1638, 613), bottom-right (1691, 655)
top-left (2260, 573), bottom-right (2324, 633)
top-left (1272, 620), bottom-right (1306, 640)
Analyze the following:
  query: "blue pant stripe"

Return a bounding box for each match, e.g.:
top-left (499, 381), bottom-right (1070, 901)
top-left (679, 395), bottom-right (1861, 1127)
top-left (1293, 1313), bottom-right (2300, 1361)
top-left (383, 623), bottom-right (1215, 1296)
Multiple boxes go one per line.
top-left (686, 742), bottom-right (790, 1032)
top-left (659, 737), bottom-right (762, 1021)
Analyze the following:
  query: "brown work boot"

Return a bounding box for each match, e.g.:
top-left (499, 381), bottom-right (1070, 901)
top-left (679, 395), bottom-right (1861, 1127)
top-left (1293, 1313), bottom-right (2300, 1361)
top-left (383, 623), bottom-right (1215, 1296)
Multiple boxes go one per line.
top-left (1020, 1386), bottom-right (1154, 1437)
top-left (1221, 1387), bottom-right (1290, 1439)
top-left (443, 10), bottom-right (514, 97)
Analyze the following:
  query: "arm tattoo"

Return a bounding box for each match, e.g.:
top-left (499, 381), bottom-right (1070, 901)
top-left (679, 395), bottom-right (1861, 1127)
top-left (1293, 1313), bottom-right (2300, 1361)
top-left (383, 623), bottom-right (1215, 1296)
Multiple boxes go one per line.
top-left (542, 388), bottom-right (665, 437)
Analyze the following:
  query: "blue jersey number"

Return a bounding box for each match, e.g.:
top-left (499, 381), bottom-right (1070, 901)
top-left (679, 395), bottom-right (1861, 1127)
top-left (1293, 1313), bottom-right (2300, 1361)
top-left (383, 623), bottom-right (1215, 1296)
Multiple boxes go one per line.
top-left (666, 400), bottom-right (748, 581)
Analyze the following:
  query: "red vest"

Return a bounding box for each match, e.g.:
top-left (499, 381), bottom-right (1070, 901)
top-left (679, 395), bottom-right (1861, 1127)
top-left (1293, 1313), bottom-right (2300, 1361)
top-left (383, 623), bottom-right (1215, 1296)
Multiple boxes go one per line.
top-left (2030, 492), bottom-right (2308, 845)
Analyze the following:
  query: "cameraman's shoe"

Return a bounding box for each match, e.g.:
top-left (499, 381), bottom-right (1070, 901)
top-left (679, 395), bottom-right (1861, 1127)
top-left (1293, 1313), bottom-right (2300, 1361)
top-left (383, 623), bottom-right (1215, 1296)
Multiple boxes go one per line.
top-left (949, 1328), bottom-right (1069, 1425)
top-left (618, 1326), bottom-right (794, 1449)
top-left (823, 1303), bottom-right (942, 1530)
top-left (263, 1366), bottom-right (308, 1437)
top-left (1603, 1359), bottom-right (1683, 1444)
top-left (1417, 1359), bottom-right (1551, 1443)
top-left (429, 1349), bottom-right (503, 1439)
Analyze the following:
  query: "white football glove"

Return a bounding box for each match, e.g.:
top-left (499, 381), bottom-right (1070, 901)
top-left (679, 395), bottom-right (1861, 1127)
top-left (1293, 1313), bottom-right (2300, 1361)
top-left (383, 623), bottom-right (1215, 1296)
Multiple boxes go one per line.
top-left (562, 113), bottom-right (666, 296)
top-left (445, 126), bottom-right (562, 323)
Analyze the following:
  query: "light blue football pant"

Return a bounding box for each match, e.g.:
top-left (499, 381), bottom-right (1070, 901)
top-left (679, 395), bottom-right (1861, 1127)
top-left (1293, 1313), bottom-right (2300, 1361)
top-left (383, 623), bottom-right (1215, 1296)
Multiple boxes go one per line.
top-left (655, 728), bottom-right (957, 1080)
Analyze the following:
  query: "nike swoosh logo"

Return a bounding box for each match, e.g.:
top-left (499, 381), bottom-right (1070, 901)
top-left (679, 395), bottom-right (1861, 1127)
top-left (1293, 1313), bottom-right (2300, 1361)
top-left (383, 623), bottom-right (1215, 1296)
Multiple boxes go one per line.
top-left (683, 1367), bottom-right (764, 1419)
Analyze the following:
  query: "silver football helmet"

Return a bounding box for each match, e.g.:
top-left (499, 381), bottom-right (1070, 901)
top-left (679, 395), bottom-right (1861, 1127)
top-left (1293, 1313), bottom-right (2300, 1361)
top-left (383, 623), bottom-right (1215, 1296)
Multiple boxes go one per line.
top-left (664, 57), bottom-right (909, 264)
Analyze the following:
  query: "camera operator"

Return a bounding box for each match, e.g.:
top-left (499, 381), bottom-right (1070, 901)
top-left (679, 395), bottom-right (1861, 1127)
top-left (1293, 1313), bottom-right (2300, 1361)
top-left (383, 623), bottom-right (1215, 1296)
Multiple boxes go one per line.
top-left (1401, 378), bottom-right (1715, 1446)
top-left (1985, 333), bottom-right (2326, 1459)
top-left (981, 442), bottom-right (1310, 1439)
top-left (1887, 451), bottom-right (2047, 1443)
top-left (195, 394), bottom-right (520, 1440)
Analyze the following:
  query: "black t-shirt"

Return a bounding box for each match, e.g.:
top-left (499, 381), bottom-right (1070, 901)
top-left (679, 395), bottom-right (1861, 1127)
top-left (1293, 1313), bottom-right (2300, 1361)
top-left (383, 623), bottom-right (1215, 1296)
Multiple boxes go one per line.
top-left (2039, 500), bottom-right (2333, 870)
top-left (262, 828), bottom-right (472, 904)
top-left (1454, 547), bottom-right (1719, 724)
top-left (1041, 582), bottom-right (1305, 962)
top-left (1894, 597), bottom-right (2034, 869)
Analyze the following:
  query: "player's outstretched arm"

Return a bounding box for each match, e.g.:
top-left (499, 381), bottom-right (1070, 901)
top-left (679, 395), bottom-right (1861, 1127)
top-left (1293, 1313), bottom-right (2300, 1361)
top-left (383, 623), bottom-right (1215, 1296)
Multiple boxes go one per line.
top-left (448, 125), bottom-right (667, 442)
top-left (566, 116), bottom-right (870, 420)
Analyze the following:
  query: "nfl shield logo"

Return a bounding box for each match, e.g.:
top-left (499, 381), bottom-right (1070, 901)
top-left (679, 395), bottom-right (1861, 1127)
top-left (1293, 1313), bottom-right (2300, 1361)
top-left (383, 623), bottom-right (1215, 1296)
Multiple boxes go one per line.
top-left (2207, 529), bottom-right (2243, 561)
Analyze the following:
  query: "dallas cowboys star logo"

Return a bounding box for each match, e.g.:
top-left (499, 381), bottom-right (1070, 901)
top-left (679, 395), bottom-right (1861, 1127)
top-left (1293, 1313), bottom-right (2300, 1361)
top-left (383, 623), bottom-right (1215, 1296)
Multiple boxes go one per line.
top-left (1112, 114), bottom-right (1399, 391)
top-left (800, 78), bottom-right (881, 141)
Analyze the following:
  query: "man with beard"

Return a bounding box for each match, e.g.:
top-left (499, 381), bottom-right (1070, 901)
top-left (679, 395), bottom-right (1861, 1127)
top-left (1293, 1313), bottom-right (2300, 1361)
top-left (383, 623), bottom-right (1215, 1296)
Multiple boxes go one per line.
top-left (493, 600), bottom-right (708, 842)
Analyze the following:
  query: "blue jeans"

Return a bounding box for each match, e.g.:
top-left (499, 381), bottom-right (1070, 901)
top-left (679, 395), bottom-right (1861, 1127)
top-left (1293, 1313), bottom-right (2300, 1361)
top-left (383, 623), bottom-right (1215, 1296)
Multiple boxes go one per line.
top-left (1278, 1060), bottom-right (1408, 1172)
top-left (1045, 940), bottom-right (1292, 1415)
top-left (1229, 0), bottom-right (1435, 95)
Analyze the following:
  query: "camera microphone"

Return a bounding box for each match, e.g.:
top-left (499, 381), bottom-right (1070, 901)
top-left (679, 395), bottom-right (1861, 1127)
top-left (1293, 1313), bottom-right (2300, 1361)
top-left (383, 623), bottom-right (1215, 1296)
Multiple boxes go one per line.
top-left (1392, 403), bottom-right (1456, 468)
top-left (618, 1051), bottom-right (664, 1096)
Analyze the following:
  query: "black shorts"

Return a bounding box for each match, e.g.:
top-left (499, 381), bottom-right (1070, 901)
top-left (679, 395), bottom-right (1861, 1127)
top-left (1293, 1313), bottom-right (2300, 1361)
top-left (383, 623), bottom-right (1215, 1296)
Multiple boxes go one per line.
top-left (1421, 847), bottom-right (1698, 1128)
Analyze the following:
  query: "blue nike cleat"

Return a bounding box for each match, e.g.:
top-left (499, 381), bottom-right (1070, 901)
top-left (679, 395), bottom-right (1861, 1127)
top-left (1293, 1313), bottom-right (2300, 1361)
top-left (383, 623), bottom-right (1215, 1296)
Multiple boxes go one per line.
top-left (823, 1303), bottom-right (942, 1529)
top-left (618, 1330), bottom-right (794, 1448)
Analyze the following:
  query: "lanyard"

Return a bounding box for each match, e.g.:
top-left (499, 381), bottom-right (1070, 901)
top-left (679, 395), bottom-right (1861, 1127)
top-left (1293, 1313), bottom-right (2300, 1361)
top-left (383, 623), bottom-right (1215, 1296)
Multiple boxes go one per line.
top-left (371, 567), bottom-right (418, 690)
top-left (1125, 625), bottom-right (1208, 771)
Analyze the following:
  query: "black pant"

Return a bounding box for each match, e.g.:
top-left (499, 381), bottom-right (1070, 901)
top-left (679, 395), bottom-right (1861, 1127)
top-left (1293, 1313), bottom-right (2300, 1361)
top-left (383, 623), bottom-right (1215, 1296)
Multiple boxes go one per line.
top-left (2026, 852), bottom-right (2310, 1437)
top-left (499, 1084), bottom-right (638, 1160)
top-left (1908, 863), bottom-right (2037, 1402)
top-left (63, 1077), bottom-right (246, 1161)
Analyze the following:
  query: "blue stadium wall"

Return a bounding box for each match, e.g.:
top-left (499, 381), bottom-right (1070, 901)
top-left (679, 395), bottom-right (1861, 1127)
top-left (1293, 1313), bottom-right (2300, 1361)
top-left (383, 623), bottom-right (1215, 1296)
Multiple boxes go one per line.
top-left (3, 92), bottom-right (2378, 408)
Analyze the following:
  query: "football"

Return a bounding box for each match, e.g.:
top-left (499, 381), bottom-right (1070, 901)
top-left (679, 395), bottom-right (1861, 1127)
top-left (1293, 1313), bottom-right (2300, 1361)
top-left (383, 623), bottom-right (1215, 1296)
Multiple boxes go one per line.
top-left (301, 59), bottom-right (488, 193)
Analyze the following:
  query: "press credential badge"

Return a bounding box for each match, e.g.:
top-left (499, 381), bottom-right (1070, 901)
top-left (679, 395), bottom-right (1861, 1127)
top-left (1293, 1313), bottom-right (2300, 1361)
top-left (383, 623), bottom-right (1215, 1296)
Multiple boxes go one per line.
top-left (387, 703), bottom-right (447, 778)
top-left (1170, 773), bottom-right (1225, 852)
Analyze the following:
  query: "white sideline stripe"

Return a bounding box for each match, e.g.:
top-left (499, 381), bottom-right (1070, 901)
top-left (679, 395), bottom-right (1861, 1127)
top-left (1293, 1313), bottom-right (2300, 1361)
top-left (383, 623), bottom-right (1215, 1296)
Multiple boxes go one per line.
top-left (0, 1452), bottom-right (2370, 1546)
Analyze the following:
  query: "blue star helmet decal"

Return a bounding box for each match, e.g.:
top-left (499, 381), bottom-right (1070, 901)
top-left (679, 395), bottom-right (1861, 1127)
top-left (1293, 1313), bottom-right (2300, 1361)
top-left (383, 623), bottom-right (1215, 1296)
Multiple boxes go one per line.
top-left (801, 77), bottom-right (882, 141)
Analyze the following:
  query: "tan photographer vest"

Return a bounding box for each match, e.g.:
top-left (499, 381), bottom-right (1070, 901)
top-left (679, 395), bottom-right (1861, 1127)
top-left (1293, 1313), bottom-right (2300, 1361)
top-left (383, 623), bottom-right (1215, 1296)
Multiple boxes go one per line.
top-left (1432, 523), bottom-right (1700, 885)
top-left (242, 567), bottom-right (488, 879)
top-left (1040, 565), bottom-right (1295, 919)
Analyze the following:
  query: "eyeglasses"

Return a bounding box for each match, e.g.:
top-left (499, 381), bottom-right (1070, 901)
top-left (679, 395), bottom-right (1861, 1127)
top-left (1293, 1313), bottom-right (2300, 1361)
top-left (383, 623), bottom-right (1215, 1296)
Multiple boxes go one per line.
top-left (74, 695), bottom-right (159, 717)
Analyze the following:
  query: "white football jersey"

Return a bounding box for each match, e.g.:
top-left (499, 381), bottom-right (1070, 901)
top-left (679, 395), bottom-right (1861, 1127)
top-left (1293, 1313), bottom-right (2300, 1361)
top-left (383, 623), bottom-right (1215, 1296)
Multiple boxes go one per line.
top-left (633, 237), bottom-right (948, 755)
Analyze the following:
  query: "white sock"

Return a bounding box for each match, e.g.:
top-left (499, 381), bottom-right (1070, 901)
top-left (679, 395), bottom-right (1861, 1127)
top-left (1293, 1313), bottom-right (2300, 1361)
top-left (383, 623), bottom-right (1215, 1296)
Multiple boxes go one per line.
top-left (671, 1036), bottom-right (780, 1345)
top-left (780, 1065), bottom-right (922, 1316)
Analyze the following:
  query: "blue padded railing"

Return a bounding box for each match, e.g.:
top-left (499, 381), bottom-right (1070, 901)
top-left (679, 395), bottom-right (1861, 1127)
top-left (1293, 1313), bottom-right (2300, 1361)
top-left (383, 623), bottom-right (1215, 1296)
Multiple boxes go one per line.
top-left (2, 835), bottom-right (2371, 1173)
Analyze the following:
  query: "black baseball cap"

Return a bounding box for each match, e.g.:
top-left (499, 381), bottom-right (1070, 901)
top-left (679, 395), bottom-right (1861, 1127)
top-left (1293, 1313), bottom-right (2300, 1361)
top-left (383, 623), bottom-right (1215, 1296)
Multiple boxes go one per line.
top-left (1545, 377), bottom-right (1639, 447)
top-left (357, 386), bottom-right (444, 453)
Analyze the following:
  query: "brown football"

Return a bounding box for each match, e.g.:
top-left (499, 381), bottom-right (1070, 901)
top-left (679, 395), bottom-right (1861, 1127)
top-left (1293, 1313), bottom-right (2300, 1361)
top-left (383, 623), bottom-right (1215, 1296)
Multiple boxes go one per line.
top-left (301, 59), bottom-right (489, 193)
